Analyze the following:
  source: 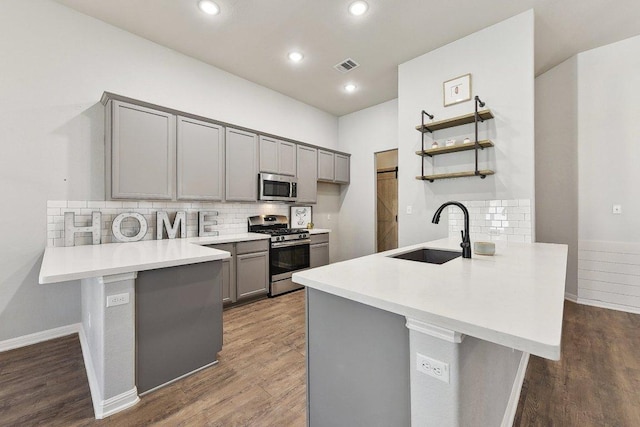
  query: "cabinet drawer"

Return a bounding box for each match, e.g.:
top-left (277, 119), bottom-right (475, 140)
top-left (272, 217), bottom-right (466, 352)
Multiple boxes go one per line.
top-left (310, 233), bottom-right (329, 245)
top-left (236, 239), bottom-right (269, 255)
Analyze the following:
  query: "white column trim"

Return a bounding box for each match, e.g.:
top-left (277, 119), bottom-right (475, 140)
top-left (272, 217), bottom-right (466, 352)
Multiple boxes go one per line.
top-left (100, 387), bottom-right (140, 419)
top-left (500, 352), bottom-right (530, 427)
top-left (405, 318), bottom-right (465, 343)
top-left (98, 271), bottom-right (137, 285)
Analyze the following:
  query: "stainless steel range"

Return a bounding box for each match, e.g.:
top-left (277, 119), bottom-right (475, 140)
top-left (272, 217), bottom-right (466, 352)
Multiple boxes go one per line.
top-left (248, 215), bottom-right (310, 296)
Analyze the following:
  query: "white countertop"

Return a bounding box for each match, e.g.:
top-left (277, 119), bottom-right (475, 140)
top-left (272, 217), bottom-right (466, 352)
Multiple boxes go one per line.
top-left (293, 237), bottom-right (567, 360)
top-left (39, 233), bottom-right (271, 284)
top-left (308, 228), bottom-right (331, 234)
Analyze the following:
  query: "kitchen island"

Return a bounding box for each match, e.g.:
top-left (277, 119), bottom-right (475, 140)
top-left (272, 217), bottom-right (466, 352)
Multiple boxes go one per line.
top-left (38, 233), bottom-right (268, 419)
top-left (293, 237), bottom-right (568, 427)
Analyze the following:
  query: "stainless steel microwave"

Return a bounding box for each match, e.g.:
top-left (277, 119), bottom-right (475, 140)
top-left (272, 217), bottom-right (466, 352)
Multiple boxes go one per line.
top-left (259, 173), bottom-right (297, 202)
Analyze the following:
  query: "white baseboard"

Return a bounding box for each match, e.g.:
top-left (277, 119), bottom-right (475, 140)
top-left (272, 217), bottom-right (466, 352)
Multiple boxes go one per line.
top-left (100, 387), bottom-right (140, 419)
top-left (0, 323), bottom-right (81, 353)
top-left (501, 352), bottom-right (530, 427)
top-left (572, 296), bottom-right (640, 315)
top-left (564, 292), bottom-right (578, 303)
top-left (77, 325), bottom-right (139, 419)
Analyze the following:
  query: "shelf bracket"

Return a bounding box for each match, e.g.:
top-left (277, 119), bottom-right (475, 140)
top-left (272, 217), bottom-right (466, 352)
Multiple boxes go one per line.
top-left (421, 110), bottom-right (434, 177)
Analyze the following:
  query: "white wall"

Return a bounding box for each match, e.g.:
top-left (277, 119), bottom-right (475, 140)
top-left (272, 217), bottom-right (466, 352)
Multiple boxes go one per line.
top-left (535, 57), bottom-right (579, 296)
top-left (0, 0), bottom-right (338, 341)
top-left (577, 35), bottom-right (640, 243)
top-left (337, 99), bottom-right (398, 261)
top-left (397, 11), bottom-right (535, 246)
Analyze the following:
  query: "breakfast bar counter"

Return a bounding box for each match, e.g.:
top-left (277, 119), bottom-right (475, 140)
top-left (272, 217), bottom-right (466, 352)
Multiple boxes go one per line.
top-left (293, 237), bottom-right (568, 427)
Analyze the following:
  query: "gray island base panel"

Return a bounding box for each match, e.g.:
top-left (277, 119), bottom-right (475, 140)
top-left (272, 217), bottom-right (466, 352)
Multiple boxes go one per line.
top-left (306, 288), bottom-right (523, 427)
top-left (136, 261), bottom-right (223, 394)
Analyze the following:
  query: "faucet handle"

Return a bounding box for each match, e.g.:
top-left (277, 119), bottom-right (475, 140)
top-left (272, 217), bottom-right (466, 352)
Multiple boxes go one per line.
top-left (460, 230), bottom-right (470, 247)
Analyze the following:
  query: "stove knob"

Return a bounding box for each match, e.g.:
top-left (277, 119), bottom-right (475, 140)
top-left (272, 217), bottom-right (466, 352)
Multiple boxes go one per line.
top-left (299, 234), bottom-right (305, 239)
top-left (279, 236), bottom-right (285, 241)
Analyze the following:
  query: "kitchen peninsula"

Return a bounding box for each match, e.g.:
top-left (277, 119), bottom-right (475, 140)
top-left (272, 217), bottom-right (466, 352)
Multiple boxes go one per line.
top-left (293, 237), bottom-right (568, 427)
top-left (38, 234), bottom-right (266, 419)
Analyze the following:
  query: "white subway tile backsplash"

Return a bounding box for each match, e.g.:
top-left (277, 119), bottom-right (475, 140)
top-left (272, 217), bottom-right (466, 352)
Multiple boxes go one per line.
top-left (47, 200), bottom-right (288, 247)
top-left (449, 199), bottom-right (532, 243)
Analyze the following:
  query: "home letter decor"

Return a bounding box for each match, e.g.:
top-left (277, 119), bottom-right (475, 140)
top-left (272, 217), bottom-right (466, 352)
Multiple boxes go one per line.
top-left (64, 212), bottom-right (102, 247)
top-left (156, 211), bottom-right (186, 239)
top-left (112, 212), bottom-right (148, 242)
top-left (198, 211), bottom-right (219, 237)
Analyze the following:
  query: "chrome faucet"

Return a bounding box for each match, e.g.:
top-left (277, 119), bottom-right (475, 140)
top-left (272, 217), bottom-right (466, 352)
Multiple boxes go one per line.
top-left (432, 201), bottom-right (471, 259)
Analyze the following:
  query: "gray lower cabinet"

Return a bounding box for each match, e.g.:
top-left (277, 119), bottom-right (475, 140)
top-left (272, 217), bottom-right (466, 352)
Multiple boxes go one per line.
top-left (136, 261), bottom-right (223, 394)
top-left (210, 243), bottom-right (235, 304)
top-left (208, 239), bottom-right (269, 305)
top-left (226, 128), bottom-right (258, 201)
top-left (236, 251), bottom-right (269, 299)
top-left (107, 100), bottom-right (176, 200)
top-left (310, 233), bottom-right (330, 268)
top-left (177, 116), bottom-right (224, 201)
top-left (335, 153), bottom-right (350, 184)
top-left (296, 145), bottom-right (318, 203)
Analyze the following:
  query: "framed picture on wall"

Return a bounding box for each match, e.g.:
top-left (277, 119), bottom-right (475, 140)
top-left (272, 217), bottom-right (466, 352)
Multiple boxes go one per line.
top-left (443, 73), bottom-right (472, 107)
top-left (290, 206), bottom-right (312, 229)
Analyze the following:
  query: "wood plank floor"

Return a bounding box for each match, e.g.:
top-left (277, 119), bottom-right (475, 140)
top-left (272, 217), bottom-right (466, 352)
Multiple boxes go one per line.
top-left (1, 294), bottom-right (639, 426)
top-left (514, 300), bottom-right (640, 426)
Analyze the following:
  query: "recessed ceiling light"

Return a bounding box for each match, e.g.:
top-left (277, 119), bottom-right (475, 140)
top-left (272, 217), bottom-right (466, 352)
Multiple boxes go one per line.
top-left (198, 0), bottom-right (220, 15)
top-left (344, 83), bottom-right (357, 93)
top-left (288, 51), bottom-right (304, 63)
top-left (348, 1), bottom-right (368, 16)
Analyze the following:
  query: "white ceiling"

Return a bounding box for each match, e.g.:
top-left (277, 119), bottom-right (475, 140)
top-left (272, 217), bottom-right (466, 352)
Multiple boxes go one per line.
top-left (55, 0), bottom-right (640, 116)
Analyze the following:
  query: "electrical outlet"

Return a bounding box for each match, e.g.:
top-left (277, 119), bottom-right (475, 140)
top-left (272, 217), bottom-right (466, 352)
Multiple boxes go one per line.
top-left (416, 353), bottom-right (449, 383)
top-left (106, 293), bottom-right (130, 307)
top-left (612, 204), bottom-right (622, 214)
top-left (406, 205), bottom-right (413, 214)
top-left (327, 214), bottom-right (331, 221)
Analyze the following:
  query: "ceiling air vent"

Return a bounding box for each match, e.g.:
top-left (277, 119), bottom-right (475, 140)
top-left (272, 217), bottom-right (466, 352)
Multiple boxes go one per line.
top-left (334, 58), bottom-right (360, 73)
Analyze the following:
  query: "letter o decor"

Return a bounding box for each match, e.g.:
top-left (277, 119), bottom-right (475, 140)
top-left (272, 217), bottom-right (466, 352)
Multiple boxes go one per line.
top-left (112, 212), bottom-right (148, 242)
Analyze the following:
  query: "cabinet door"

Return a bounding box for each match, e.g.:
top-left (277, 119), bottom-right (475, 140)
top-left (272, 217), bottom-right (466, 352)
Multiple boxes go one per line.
top-left (317, 150), bottom-right (335, 182)
top-left (236, 251), bottom-right (269, 299)
top-left (310, 243), bottom-right (330, 268)
top-left (209, 243), bottom-right (236, 304)
top-left (296, 145), bottom-right (318, 203)
top-left (278, 141), bottom-right (297, 176)
top-left (259, 136), bottom-right (279, 174)
top-left (226, 128), bottom-right (258, 201)
top-left (177, 117), bottom-right (224, 201)
top-left (110, 101), bottom-right (175, 200)
top-left (335, 153), bottom-right (350, 184)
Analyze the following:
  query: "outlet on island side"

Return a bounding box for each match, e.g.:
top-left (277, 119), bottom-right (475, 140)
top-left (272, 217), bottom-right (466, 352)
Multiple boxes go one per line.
top-left (106, 293), bottom-right (130, 308)
top-left (416, 353), bottom-right (450, 383)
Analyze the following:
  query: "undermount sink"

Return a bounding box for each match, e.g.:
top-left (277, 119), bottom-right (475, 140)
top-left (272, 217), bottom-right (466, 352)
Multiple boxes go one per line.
top-left (390, 248), bottom-right (462, 265)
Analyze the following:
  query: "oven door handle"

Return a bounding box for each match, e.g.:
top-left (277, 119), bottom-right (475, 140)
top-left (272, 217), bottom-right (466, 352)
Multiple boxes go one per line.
top-left (271, 239), bottom-right (311, 248)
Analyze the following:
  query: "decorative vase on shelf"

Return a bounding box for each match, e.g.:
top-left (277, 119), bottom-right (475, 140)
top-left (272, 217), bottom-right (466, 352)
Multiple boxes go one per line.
top-left (445, 139), bottom-right (456, 147)
top-left (431, 141), bottom-right (439, 149)
top-left (463, 137), bottom-right (472, 144)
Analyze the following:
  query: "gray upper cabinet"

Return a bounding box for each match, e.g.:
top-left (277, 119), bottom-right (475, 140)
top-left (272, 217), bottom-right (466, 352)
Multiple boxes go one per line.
top-left (259, 136), bottom-right (297, 176)
top-left (296, 145), bottom-right (318, 204)
top-left (335, 153), bottom-right (350, 184)
top-left (108, 100), bottom-right (176, 200)
top-left (317, 150), bottom-right (335, 182)
top-left (177, 116), bottom-right (224, 201)
top-left (259, 136), bottom-right (279, 174)
top-left (226, 128), bottom-right (258, 202)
